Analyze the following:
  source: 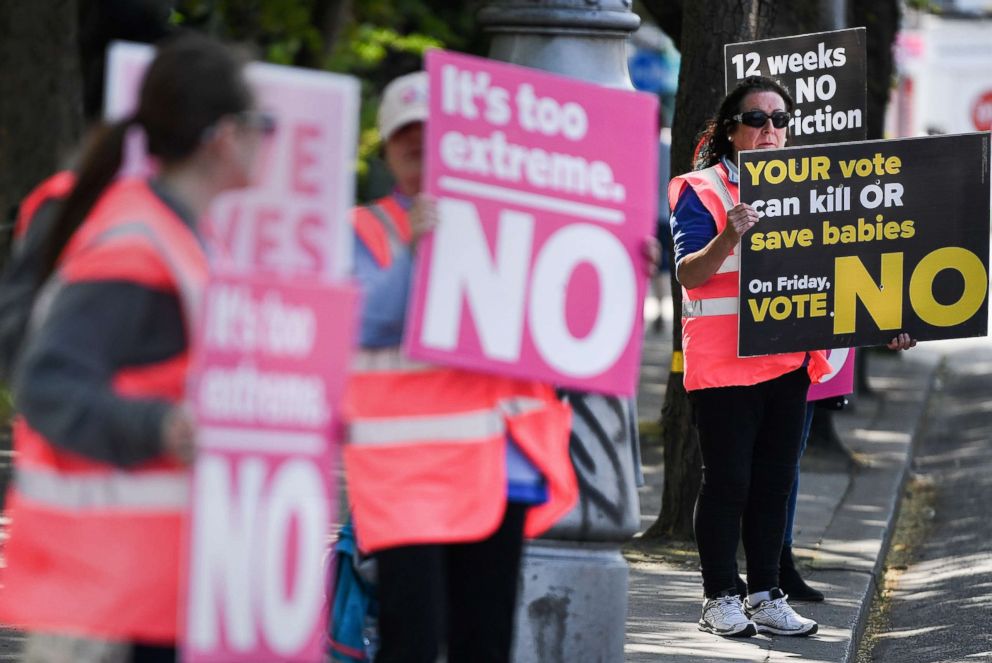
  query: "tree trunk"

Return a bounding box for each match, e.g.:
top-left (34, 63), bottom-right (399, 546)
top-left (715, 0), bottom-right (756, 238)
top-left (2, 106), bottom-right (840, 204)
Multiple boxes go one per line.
top-left (295, 0), bottom-right (352, 68)
top-left (643, 0), bottom-right (777, 542)
top-left (0, 0), bottom-right (84, 261)
top-left (849, 0), bottom-right (900, 143)
top-left (642, 368), bottom-right (699, 539)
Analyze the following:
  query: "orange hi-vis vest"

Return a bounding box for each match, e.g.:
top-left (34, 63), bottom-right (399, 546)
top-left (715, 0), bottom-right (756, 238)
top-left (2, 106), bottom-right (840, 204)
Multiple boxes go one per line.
top-left (668, 163), bottom-right (830, 391)
top-left (14, 170), bottom-right (77, 239)
top-left (0, 178), bottom-right (208, 643)
top-left (351, 194), bottom-right (412, 269)
top-left (344, 198), bottom-right (578, 553)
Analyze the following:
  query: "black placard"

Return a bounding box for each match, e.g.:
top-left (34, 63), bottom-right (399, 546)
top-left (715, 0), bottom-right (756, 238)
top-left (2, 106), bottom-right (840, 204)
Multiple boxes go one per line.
top-left (737, 132), bottom-right (991, 356)
top-left (725, 28), bottom-right (867, 147)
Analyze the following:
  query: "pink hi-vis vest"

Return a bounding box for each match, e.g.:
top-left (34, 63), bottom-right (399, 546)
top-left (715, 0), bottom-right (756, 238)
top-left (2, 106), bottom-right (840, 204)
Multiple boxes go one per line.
top-left (0, 178), bottom-right (208, 643)
top-left (668, 163), bottom-right (830, 391)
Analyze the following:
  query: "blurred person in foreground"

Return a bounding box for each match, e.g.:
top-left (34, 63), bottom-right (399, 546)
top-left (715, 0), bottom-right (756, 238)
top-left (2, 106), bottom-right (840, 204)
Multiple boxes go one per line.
top-left (670, 75), bottom-right (915, 639)
top-left (344, 71), bottom-right (660, 662)
top-left (0, 34), bottom-right (273, 663)
top-left (343, 70), bottom-right (579, 663)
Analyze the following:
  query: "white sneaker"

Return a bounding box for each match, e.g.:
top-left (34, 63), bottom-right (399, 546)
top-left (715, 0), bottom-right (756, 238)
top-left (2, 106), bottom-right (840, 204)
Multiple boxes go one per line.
top-left (744, 588), bottom-right (818, 636)
top-left (698, 593), bottom-right (757, 637)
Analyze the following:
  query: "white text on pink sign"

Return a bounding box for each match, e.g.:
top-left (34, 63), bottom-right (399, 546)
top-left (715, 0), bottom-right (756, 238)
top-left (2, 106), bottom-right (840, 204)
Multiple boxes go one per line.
top-left (406, 50), bottom-right (658, 395)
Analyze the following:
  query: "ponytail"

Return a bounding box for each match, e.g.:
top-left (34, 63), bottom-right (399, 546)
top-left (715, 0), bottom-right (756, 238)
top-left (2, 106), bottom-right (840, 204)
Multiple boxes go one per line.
top-left (39, 117), bottom-right (135, 282)
top-left (39, 33), bottom-right (251, 282)
top-left (692, 128), bottom-right (715, 171)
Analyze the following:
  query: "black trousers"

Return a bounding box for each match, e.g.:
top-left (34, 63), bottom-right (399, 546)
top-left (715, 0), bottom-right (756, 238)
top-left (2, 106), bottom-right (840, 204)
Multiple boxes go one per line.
top-left (689, 367), bottom-right (810, 597)
top-left (374, 503), bottom-right (527, 663)
top-left (131, 644), bottom-right (175, 663)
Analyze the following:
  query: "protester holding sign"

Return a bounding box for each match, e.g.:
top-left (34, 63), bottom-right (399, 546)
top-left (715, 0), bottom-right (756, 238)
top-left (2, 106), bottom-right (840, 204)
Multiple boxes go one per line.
top-left (673, 75), bottom-right (916, 639)
top-left (0, 35), bottom-right (271, 662)
top-left (671, 75), bottom-right (832, 638)
top-left (343, 70), bottom-right (578, 663)
top-left (722, 30), bottom-right (921, 606)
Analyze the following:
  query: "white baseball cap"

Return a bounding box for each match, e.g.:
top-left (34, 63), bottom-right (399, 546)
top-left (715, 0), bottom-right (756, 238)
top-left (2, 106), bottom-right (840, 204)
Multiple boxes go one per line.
top-left (377, 71), bottom-right (428, 142)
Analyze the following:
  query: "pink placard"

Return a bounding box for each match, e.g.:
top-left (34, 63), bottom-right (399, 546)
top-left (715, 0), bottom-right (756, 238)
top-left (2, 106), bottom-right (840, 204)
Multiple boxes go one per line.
top-left (104, 42), bottom-right (359, 280)
top-left (184, 276), bottom-right (358, 663)
top-left (808, 347), bottom-right (855, 401)
top-left (404, 50), bottom-right (658, 396)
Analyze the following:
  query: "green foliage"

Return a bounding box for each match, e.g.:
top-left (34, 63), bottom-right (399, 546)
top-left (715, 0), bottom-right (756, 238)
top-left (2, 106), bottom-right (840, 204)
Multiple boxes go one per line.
top-left (324, 1), bottom-right (486, 198)
top-left (350, 0), bottom-right (484, 54)
top-left (171, 0), bottom-right (326, 64)
top-left (329, 24), bottom-right (442, 154)
top-left (170, 0), bottom-right (486, 199)
top-left (328, 24), bottom-right (441, 72)
top-left (0, 385), bottom-right (13, 428)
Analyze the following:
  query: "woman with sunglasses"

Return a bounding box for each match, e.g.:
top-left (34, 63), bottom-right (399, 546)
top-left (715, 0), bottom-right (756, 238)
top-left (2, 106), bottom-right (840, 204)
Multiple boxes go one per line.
top-left (670, 76), bottom-right (829, 639)
top-left (671, 76), bottom-right (916, 639)
top-left (0, 34), bottom-right (273, 663)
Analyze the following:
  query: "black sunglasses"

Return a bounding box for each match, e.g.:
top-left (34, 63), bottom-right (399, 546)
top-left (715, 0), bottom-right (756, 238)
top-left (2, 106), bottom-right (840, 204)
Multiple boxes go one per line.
top-left (236, 110), bottom-right (278, 135)
top-left (733, 110), bottom-right (791, 129)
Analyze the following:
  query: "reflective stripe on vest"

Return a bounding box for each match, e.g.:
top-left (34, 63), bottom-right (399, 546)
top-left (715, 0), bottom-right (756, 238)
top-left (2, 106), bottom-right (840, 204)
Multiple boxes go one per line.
top-left (352, 196), bottom-right (411, 268)
top-left (350, 399), bottom-right (549, 447)
top-left (715, 247), bottom-right (739, 275)
top-left (352, 347), bottom-right (432, 373)
top-left (30, 190), bottom-right (206, 341)
top-left (694, 166), bottom-right (736, 212)
top-left (349, 348), bottom-right (549, 445)
top-left (82, 220), bottom-right (204, 336)
top-left (375, 196), bottom-right (412, 241)
top-left (692, 167), bottom-right (739, 277)
top-left (682, 296), bottom-right (738, 317)
top-left (15, 466), bottom-right (188, 511)
top-left (368, 203), bottom-right (407, 266)
top-left (351, 408), bottom-right (505, 446)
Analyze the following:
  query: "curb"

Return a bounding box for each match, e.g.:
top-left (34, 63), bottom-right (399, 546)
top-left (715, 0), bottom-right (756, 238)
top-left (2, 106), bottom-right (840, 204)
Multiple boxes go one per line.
top-left (624, 350), bottom-right (945, 662)
top-left (822, 355), bottom-right (944, 663)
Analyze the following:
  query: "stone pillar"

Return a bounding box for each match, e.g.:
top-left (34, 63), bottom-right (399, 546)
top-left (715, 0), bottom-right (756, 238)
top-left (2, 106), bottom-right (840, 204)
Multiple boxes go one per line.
top-left (478, 3), bottom-right (643, 660)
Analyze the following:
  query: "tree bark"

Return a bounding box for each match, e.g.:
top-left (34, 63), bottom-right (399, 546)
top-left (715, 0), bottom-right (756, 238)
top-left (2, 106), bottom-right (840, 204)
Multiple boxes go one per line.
top-left (643, 0), bottom-right (778, 542)
top-left (0, 0), bottom-right (84, 257)
top-left (849, 0), bottom-right (900, 143)
top-left (295, 0), bottom-right (352, 68)
top-left (642, 368), bottom-right (699, 539)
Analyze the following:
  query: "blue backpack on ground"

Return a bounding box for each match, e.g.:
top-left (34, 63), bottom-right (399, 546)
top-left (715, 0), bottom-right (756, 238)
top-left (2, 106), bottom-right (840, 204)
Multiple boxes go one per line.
top-left (327, 519), bottom-right (378, 662)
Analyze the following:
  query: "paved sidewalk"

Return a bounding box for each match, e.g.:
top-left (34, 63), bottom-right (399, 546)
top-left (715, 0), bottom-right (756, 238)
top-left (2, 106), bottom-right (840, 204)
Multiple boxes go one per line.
top-left (627, 321), bottom-right (942, 662)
